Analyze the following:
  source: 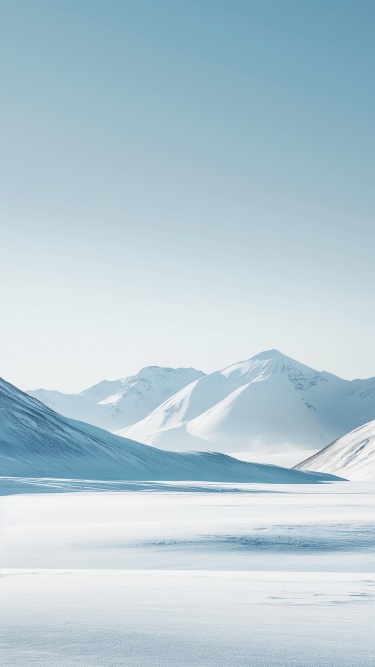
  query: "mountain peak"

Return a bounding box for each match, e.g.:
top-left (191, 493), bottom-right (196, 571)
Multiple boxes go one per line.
top-left (133, 365), bottom-right (204, 380)
top-left (251, 349), bottom-right (284, 359)
top-left (249, 349), bottom-right (296, 364)
top-left (248, 350), bottom-right (323, 377)
top-left (220, 350), bottom-right (292, 381)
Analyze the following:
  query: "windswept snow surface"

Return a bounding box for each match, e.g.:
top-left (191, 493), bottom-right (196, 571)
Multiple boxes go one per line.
top-left (28, 366), bottom-right (204, 432)
top-left (0, 377), bottom-right (337, 483)
top-left (295, 419), bottom-right (375, 480)
top-left (119, 350), bottom-right (375, 453)
top-left (1, 482), bottom-right (374, 666)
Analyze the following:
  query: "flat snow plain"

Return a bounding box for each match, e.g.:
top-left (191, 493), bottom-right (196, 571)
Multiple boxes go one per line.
top-left (1, 479), bottom-right (374, 666)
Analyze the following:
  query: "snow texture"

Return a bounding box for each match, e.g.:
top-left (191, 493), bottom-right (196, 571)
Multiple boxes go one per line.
top-left (295, 418), bottom-right (375, 480)
top-left (1, 482), bottom-right (374, 666)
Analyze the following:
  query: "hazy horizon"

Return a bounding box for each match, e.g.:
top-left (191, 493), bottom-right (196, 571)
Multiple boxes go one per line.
top-left (1, 0), bottom-right (374, 392)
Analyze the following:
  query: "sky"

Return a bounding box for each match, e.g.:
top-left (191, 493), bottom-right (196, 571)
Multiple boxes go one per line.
top-left (1, 0), bottom-right (374, 392)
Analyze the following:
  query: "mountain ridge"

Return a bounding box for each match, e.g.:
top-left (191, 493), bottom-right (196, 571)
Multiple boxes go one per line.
top-left (27, 350), bottom-right (375, 455)
top-left (28, 366), bottom-right (205, 433)
top-left (119, 350), bottom-right (375, 453)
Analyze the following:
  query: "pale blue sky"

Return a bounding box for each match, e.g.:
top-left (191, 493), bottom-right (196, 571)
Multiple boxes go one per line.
top-left (1, 0), bottom-right (374, 391)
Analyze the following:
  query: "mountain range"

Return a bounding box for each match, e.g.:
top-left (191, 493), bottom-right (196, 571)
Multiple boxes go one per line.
top-left (1, 376), bottom-right (335, 483)
top-left (28, 366), bottom-right (203, 433)
top-left (29, 350), bottom-right (375, 455)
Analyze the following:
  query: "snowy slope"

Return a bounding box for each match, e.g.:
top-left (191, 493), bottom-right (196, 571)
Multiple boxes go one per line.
top-left (295, 420), bottom-right (375, 481)
top-left (0, 377), bottom-right (337, 483)
top-left (119, 350), bottom-right (375, 453)
top-left (28, 366), bottom-right (204, 432)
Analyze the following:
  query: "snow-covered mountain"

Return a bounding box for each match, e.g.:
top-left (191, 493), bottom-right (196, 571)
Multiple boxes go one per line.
top-left (0, 377), bottom-right (337, 483)
top-left (295, 420), bottom-right (375, 481)
top-left (119, 350), bottom-right (375, 454)
top-left (28, 366), bottom-right (204, 433)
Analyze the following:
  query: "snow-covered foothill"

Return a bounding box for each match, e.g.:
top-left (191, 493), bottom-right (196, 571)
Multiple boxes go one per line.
top-left (295, 419), bottom-right (375, 480)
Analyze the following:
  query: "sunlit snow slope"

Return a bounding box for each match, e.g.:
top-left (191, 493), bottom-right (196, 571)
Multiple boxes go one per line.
top-left (28, 366), bottom-right (204, 432)
top-left (295, 420), bottom-right (375, 481)
top-left (0, 378), bottom-right (338, 483)
top-left (119, 350), bottom-right (375, 453)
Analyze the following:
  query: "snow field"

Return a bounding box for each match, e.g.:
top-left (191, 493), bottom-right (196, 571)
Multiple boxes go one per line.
top-left (1, 481), bottom-right (374, 666)
top-left (2, 569), bottom-right (374, 667)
